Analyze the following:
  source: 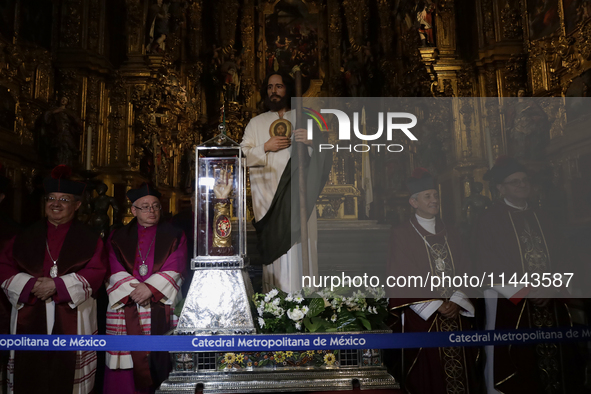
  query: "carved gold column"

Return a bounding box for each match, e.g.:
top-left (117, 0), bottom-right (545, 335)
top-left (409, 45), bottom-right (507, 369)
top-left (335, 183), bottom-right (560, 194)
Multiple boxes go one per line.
top-left (106, 75), bottom-right (128, 168)
top-left (241, 0), bottom-right (256, 109)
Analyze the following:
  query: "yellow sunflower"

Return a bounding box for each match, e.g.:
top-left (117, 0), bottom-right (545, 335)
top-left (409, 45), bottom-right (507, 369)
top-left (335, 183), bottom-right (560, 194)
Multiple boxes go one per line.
top-left (306, 350), bottom-right (315, 356)
top-left (224, 353), bottom-right (236, 364)
top-left (274, 351), bottom-right (286, 363)
top-left (247, 361), bottom-right (253, 367)
top-left (324, 353), bottom-right (336, 366)
top-left (236, 354), bottom-right (244, 363)
top-left (286, 351), bottom-right (294, 357)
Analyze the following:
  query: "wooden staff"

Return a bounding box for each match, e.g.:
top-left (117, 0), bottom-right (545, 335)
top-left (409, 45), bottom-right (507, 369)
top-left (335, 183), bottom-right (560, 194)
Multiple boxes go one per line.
top-left (295, 70), bottom-right (310, 277)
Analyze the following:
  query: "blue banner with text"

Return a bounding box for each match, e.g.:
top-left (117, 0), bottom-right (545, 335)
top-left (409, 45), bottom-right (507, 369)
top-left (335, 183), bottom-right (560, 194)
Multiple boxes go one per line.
top-left (1, 326), bottom-right (590, 352)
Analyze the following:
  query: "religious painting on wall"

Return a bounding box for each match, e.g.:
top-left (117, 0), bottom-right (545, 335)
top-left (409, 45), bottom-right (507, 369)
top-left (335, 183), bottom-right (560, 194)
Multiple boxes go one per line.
top-left (265, 0), bottom-right (319, 92)
top-left (526, 0), bottom-right (560, 40)
top-left (563, 0), bottom-right (591, 34)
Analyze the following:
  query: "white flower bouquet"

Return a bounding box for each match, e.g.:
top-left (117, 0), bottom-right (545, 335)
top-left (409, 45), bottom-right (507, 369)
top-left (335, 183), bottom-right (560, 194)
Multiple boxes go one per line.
top-left (252, 287), bottom-right (388, 334)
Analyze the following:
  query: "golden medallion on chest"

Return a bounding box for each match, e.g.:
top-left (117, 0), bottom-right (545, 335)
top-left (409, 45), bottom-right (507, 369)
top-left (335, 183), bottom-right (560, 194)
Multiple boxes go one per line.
top-left (269, 118), bottom-right (292, 138)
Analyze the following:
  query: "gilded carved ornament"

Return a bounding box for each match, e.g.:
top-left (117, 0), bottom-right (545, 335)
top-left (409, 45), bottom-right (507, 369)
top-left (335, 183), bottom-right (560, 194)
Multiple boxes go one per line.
top-left (459, 100), bottom-right (474, 159)
top-left (524, 16), bottom-right (591, 95)
top-left (545, 99), bottom-right (565, 139)
top-left (500, 0), bottom-right (523, 40)
top-left (0, 43), bottom-right (30, 83)
top-left (504, 54), bottom-right (527, 97)
top-left (240, 78), bottom-right (255, 104)
top-left (107, 76), bottom-right (127, 163)
top-left (578, 22), bottom-right (591, 60)
top-left (15, 101), bottom-right (33, 144)
top-left (56, 69), bottom-right (81, 112)
top-left (484, 68), bottom-right (498, 97)
top-left (34, 65), bottom-right (52, 102)
top-left (483, 96), bottom-right (501, 157)
top-left (530, 58), bottom-right (546, 94)
top-left (551, 21), bottom-right (591, 82)
top-left (19, 102), bottom-right (42, 144)
top-left (329, 12), bottom-right (341, 34)
top-left (457, 66), bottom-right (475, 97)
top-left (128, 67), bottom-right (195, 185)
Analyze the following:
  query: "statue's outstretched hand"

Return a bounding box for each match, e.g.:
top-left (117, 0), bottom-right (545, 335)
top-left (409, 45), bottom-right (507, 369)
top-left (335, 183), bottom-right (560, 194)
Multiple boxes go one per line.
top-left (213, 169), bottom-right (233, 199)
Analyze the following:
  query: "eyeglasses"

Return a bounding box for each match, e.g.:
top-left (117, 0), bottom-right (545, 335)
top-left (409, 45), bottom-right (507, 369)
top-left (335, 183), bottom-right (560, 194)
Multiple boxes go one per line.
top-left (45, 196), bottom-right (72, 204)
top-left (503, 178), bottom-right (530, 187)
top-left (133, 204), bottom-right (162, 212)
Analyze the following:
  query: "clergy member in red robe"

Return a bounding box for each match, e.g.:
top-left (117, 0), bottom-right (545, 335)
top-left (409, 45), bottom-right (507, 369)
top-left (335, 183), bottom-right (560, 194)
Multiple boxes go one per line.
top-left (103, 182), bottom-right (186, 394)
top-left (388, 168), bottom-right (478, 394)
top-left (0, 165), bottom-right (107, 394)
top-left (474, 156), bottom-right (574, 393)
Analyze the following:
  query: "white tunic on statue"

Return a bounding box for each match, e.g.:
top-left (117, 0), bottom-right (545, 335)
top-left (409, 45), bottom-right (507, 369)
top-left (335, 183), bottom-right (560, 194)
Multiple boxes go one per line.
top-left (241, 109), bottom-right (318, 293)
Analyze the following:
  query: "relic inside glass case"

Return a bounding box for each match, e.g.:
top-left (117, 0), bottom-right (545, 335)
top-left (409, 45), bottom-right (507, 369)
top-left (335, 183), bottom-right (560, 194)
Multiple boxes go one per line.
top-left (193, 130), bottom-right (247, 268)
top-left (174, 127), bottom-right (255, 336)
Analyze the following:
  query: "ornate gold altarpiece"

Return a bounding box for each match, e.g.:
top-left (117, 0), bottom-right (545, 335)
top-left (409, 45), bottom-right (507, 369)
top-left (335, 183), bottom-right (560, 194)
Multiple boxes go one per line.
top-left (0, 0), bottom-right (590, 228)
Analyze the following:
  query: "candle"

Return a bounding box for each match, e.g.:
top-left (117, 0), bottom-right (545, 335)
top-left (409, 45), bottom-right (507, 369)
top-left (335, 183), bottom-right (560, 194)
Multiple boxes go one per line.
top-left (86, 125), bottom-right (92, 171)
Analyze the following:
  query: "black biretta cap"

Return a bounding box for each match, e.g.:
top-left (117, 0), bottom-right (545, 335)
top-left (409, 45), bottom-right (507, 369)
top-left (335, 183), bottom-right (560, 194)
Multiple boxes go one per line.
top-left (43, 165), bottom-right (86, 196)
top-left (407, 167), bottom-right (436, 195)
top-left (127, 182), bottom-right (162, 203)
top-left (483, 156), bottom-right (527, 184)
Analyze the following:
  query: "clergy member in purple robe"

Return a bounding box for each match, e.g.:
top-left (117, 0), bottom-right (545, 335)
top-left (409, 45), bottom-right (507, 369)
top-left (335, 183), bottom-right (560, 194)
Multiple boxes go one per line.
top-left (103, 182), bottom-right (186, 394)
top-left (387, 168), bottom-right (478, 394)
top-left (0, 165), bottom-right (107, 394)
top-left (474, 156), bottom-right (575, 393)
